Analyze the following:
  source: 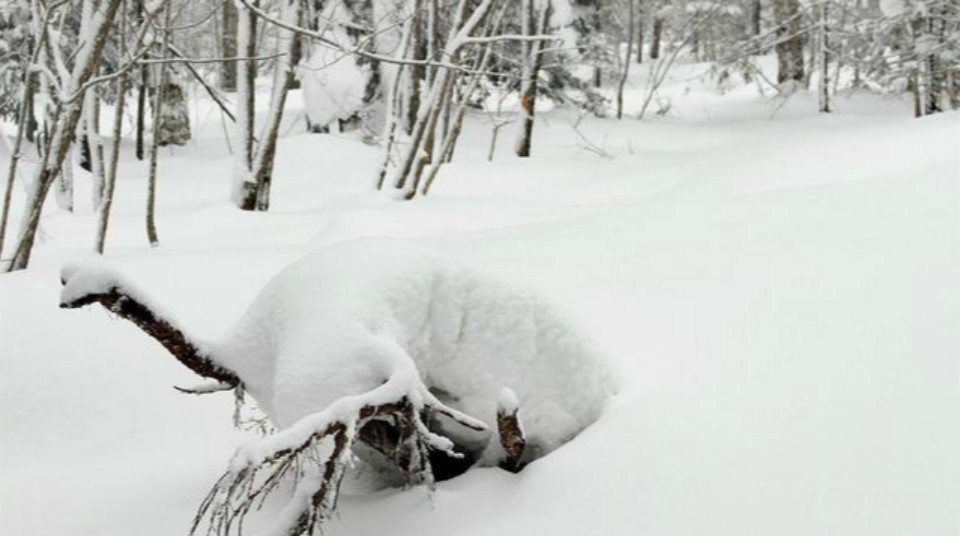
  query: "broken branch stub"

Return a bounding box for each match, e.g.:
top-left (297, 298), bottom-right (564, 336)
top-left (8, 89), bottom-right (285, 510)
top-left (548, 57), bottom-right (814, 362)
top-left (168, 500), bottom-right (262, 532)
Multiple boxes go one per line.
top-left (497, 387), bottom-right (527, 472)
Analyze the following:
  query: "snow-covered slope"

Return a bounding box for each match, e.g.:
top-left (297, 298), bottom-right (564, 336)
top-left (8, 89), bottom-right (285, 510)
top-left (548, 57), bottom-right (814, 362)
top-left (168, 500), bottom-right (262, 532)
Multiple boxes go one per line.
top-left (1, 80), bottom-right (958, 536)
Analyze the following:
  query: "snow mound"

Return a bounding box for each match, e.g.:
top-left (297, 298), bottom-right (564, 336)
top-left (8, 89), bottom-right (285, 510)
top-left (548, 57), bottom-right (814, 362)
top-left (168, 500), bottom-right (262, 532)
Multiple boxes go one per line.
top-left (299, 39), bottom-right (368, 128)
top-left (216, 239), bottom-right (618, 461)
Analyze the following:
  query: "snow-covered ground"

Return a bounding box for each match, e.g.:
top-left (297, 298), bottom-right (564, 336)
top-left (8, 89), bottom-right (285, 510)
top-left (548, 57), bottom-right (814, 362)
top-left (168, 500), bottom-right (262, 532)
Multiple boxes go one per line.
top-left (2, 59), bottom-right (959, 536)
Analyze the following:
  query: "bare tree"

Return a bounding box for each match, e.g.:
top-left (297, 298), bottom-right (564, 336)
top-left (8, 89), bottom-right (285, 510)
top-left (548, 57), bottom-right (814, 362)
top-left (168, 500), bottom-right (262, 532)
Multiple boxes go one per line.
top-left (146, 2), bottom-right (174, 247)
top-left (515, 0), bottom-right (552, 157)
top-left (0, 0), bottom-right (68, 260)
top-left (220, 0), bottom-right (239, 91)
top-left (232, 0), bottom-right (302, 211)
top-left (5, 0), bottom-right (129, 271)
top-left (96, 5), bottom-right (131, 255)
top-left (616, 0), bottom-right (637, 120)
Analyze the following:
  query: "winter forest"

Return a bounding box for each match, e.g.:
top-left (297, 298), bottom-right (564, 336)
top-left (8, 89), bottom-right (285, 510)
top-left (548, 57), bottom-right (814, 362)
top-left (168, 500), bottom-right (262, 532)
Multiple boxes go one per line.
top-left (0, 0), bottom-right (958, 535)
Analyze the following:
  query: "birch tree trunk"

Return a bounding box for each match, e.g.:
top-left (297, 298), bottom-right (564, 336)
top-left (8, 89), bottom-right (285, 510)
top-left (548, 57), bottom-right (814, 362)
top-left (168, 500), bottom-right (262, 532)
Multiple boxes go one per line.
top-left (146, 2), bottom-right (173, 247)
top-left (0, 4), bottom-right (57, 258)
top-left (392, 0), bottom-right (496, 195)
top-left (375, 18), bottom-right (414, 190)
top-left (6, 0), bottom-right (126, 271)
top-left (95, 11), bottom-right (129, 255)
top-left (232, 0), bottom-right (258, 208)
top-left (249, 0), bottom-right (303, 212)
top-left (515, 0), bottom-right (551, 157)
top-left (818, 1), bottom-right (831, 113)
top-left (617, 0), bottom-right (636, 120)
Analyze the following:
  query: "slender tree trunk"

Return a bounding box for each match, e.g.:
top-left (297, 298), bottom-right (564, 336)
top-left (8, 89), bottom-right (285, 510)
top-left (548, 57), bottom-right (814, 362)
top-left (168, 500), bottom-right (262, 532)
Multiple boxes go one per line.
top-left (232, 0), bottom-right (258, 208)
top-left (636, 0), bottom-right (644, 64)
top-left (819, 1), bottom-right (831, 113)
top-left (752, 0), bottom-right (762, 37)
top-left (393, 0), bottom-right (495, 195)
top-left (515, 0), bottom-right (551, 157)
top-left (135, 0), bottom-right (147, 160)
top-left (422, 39), bottom-right (496, 195)
top-left (910, 70), bottom-right (922, 118)
top-left (617, 0), bottom-right (636, 120)
top-left (24, 75), bottom-right (38, 143)
top-left (651, 17), bottom-right (662, 59)
top-left (250, 0), bottom-right (303, 212)
top-left (146, 3), bottom-right (173, 247)
top-left (406, 0), bottom-right (425, 134)
top-left (96, 12), bottom-right (129, 255)
top-left (221, 0), bottom-right (239, 91)
top-left (6, 0), bottom-right (126, 271)
top-left (924, 9), bottom-right (943, 115)
top-left (375, 19), bottom-right (413, 190)
top-left (85, 83), bottom-right (107, 209)
top-left (136, 66), bottom-right (147, 159)
top-left (0, 41), bottom-right (47, 258)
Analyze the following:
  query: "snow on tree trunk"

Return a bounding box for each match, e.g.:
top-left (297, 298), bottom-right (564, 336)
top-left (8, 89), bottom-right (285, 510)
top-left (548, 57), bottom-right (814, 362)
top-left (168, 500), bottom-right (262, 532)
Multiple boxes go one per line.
top-left (515, 0), bottom-right (552, 158)
top-left (5, 0), bottom-right (127, 272)
top-left (146, 3), bottom-right (173, 247)
top-left (392, 0), bottom-right (496, 197)
top-left (231, 0), bottom-right (258, 208)
top-left (96, 12), bottom-right (130, 255)
top-left (236, 0), bottom-right (302, 212)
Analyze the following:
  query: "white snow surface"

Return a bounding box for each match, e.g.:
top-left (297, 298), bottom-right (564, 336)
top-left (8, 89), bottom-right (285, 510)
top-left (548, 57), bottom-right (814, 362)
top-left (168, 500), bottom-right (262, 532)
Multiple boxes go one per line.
top-left (2, 56), bottom-right (959, 536)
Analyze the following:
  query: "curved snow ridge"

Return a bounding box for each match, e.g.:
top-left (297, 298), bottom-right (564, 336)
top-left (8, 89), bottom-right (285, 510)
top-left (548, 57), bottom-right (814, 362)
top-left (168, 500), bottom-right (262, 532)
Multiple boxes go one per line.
top-left (215, 239), bottom-right (619, 461)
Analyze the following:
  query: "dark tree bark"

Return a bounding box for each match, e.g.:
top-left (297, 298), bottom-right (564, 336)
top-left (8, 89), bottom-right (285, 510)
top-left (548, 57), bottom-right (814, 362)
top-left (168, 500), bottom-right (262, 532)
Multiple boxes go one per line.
top-left (651, 16), bottom-right (662, 59)
top-left (156, 75), bottom-right (192, 146)
top-left (135, 1), bottom-right (147, 160)
top-left (96, 9), bottom-right (130, 255)
top-left (773, 0), bottom-right (804, 84)
top-left (6, 0), bottom-right (127, 271)
top-left (146, 3), bottom-right (173, 247)
top-left (405, 0), bottom-right (425, 134)
top-left (515, 0), bottom-right (552, 157)
top-left (221, 0), bottom-right (239, 91)
top-left (136, 67), bottom-right (147, 160)
top-left (636, 0), bottom-right (644, 64)
top-left (617, 0), bottom-right (636, 119)
top-left (752, 0), bottom-right (762, 37)
top-left (497, 396), bottom-right (527, 473)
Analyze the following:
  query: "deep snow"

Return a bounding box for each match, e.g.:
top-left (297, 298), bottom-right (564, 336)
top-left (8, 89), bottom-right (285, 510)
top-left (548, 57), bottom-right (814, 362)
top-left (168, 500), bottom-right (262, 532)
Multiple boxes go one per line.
top-left (1, 57), bottom-right (959, 536)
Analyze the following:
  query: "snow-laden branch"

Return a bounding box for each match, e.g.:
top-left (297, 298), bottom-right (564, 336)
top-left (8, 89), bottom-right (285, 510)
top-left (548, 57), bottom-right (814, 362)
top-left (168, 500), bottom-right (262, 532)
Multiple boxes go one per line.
top-left (233, 0), bottom-right (547, 73)
top-left (59, 263), bottom-right (240, 387)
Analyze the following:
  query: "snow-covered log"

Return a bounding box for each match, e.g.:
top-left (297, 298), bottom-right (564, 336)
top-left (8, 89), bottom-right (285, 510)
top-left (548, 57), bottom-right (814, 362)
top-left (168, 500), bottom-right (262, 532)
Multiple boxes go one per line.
top-left (60, 239), bottom-right (617, 534)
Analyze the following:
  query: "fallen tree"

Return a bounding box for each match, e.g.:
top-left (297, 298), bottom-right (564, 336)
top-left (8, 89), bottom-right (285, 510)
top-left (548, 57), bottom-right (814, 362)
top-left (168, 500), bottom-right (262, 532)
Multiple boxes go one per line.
top-left (60, 240), bottom-right (616, 535)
